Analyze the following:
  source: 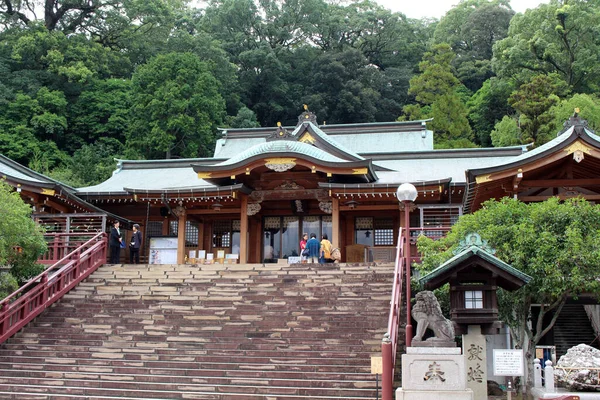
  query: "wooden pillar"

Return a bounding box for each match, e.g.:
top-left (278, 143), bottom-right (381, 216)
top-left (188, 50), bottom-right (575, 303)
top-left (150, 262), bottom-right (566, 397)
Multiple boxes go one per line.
top-left (239, 195), bottom-right (248, 264)
top-left (177, 209), bottom-right (186, 264)
top-left (332, 197), bottom-right (340, 248)
top-left (197, 220), bottom-right (204, 253)
top-left (162, 218), bottom-right (169, 235)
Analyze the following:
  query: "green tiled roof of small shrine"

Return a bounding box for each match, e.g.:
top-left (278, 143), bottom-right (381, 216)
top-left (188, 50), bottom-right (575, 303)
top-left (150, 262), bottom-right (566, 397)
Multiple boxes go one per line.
top-left (420, 233), bottom-right (532, 289)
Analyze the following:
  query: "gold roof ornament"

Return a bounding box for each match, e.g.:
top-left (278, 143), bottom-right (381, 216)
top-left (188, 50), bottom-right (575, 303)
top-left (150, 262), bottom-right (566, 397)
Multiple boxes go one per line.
top-left (297, 106), bottom-right (317, 125)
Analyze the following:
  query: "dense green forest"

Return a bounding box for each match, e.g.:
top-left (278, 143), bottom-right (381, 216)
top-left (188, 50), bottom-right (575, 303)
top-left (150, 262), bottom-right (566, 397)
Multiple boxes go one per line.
top-left (1, 0), bottom-right (600, 186)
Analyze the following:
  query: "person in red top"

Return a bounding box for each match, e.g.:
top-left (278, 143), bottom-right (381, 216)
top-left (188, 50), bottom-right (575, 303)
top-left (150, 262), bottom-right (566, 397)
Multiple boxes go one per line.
top-left (300, 233), bottom-right (308, 263)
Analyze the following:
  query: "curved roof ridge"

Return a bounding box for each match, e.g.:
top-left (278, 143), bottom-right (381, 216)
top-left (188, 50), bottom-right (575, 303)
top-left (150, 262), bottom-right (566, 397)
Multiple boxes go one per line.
top-left (213, 140), bottom-right (350, 166)
top-left (0, 153), bottom-right (75, 190)
top-left (297, 122), bottom-right (365, 161)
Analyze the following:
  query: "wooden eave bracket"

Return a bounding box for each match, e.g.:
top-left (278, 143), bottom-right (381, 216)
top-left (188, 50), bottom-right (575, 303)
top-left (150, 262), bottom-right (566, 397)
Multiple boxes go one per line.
top-left (512, 169), bottom-right (523, 192)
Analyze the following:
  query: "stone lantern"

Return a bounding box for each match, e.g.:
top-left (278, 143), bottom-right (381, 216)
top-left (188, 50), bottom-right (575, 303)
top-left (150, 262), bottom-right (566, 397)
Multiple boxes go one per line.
top-left (418, 233), bottom-right (531, 399)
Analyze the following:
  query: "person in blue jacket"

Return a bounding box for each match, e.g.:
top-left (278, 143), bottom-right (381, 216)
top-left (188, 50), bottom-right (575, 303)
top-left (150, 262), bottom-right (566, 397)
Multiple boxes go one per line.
top-left (305, 233), bottom-right (321, 264)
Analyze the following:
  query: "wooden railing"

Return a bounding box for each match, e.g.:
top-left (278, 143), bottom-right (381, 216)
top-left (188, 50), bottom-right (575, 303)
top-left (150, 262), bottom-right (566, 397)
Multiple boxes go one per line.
top-left (39, 233), bottom-right (100, 265)
top-left (33, 213), bottom-right (107, 234)
top-left (382, 227), bottom-right (405, 400)
top-left (0, 232), bottom-right (107, 344)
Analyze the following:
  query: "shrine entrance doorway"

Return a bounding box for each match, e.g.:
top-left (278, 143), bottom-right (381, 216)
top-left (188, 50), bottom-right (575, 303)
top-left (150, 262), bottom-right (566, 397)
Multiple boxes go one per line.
top-left (262, 215), bottom-right (332, 263)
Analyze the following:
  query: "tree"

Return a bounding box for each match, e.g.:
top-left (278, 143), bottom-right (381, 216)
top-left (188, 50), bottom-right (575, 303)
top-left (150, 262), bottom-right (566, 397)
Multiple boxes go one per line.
top-left (508, 73), bottom-right (569, 145)
top-left (68, 78), bottom-right (132, 146)
top-left (468, 77), bottom-right (514, 146)
top-left (0, 272), bottom-right (18, 300)
top-left (51, 138), bottom-right (126, 186)
top-left (0, 88), bottom-right (70, 167)
top-left (7, 24), bottom-right (128, 83)
top-left (417, 197), bottom-right (600, 385)
top-left (490, 115), bottom-right (522, 147)
top-left (0, 0), bottom-right (185, 38)
top-left (434, 0), bottom-right (514, 92)
top-left (226, 106), bottom-right (260, 128)
top-left (0, 181), bottom-right (46, 285)
top-left (404, 44), bottom-right (473, 147)
top-left (492, 1), bottom-right (600, 93)
top-left (303, 49), bottom-right (381, 124)
top-left (547, 93), bottom-right (600, 134)
top-left (127, 52), bottom-right (226, 159)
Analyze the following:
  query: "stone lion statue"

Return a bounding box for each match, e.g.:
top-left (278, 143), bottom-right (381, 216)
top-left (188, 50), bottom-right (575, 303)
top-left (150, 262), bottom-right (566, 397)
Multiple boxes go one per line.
top-left (411, 291), bottom-right (455, 342)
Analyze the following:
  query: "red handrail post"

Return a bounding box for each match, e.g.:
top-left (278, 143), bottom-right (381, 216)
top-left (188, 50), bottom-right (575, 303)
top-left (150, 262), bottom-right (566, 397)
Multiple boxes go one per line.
top-left (41, 275), bottom-right (49, 305)
top-left (52, 235), bottom-right (59, 261)
top-left (382, 333), bottom-right (393, 400)
top-left (0, 303), bottom-right (6, 336)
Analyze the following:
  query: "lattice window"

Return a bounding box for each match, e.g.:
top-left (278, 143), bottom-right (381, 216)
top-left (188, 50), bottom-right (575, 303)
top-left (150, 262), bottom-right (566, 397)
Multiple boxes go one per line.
top-left (185, 221), bottom-right (199, 246)
top-left (355, 217), bottom-right (373, 230)
top-left (355, 217), bottom-right (373, 246)
top-left (146, 221), bottom-right (163, 237)
top-left (264, 217), bottom-right (281, 230)
top-left (374, 218), bottom-right (394, 246)
top-left (213, 220), bottom-right (231, 247)
top-left (169, 221), bottom-right (178, 236)
top-left (464, 290), bottom-right (484, 309)
top-left (283, 216), bottom-right (297, 227)
top-left (232, 220), bottom-right (240, 231)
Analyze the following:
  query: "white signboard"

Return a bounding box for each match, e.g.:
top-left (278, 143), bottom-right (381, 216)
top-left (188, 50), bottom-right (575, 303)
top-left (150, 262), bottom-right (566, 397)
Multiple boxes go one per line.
top-left (493, 349), bottom-right (524, 376)
top-left (287, 256), bottom-right (302, 264)
top-left (149, 237), bottom-right (178, 264)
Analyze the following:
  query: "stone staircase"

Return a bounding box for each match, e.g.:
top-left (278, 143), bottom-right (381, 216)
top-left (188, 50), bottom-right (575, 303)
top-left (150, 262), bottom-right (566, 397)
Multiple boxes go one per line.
top-left (0, 262), bottom-right (394, 399)
top-left (553, 303), bottom-right (600, 358)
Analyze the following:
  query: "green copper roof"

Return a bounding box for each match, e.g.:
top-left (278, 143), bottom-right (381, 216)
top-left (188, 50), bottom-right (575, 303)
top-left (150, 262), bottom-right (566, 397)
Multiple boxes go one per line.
top-left (293, 122), bottom-right (365, 160)
top-left (420, 245), bottom-right (532, 287)
top-left (215, 139), bottom-right (350, 166)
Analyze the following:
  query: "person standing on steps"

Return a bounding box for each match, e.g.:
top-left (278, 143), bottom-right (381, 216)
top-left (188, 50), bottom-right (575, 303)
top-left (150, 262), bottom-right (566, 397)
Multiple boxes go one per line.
top-left (109, 220), bottom-right (122, 264)
top-left (305, 233), bottom-right (320, 264)
top-left (320, 233), bottom-right (333, 264)
top-left (129, 224), bottom-right (142, 264)
top-left (300, 233), bottom-right (308, 263)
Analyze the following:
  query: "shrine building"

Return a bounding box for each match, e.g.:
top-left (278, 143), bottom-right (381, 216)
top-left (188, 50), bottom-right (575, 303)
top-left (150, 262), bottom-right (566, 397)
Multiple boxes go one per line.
top-left (4, 111), bottom-right (599, 266)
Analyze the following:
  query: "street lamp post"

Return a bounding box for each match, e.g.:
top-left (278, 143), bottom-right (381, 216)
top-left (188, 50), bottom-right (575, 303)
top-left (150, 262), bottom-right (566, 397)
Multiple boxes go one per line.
top-left (397, 183), bottom-right (418, 348)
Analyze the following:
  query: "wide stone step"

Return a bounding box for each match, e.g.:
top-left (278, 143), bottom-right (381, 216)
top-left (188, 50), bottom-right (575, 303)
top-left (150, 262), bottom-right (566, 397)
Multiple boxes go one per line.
top-left (0, 347), bottom-right (377, 365)
top-left (0, 362), bottom-right (373, 378)
top-left (0, 387), bottom-right (377, 400)
top-left (1, 361), bottom-right (372, 377)
top-left (0, 376), bottom-right (377, 398)
top-left (0, 367), bottom-right (377, 387)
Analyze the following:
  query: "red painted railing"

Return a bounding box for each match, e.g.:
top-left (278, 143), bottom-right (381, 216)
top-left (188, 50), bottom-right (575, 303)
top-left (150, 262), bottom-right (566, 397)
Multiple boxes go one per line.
top-left (0, 232), bottom-right (107, 344)
top-left (38, 233), bottom-right (99, 265)
top-left (382, 227), bottom-right (405, 400)
top-left (381, 226), bottom-right (451, 398)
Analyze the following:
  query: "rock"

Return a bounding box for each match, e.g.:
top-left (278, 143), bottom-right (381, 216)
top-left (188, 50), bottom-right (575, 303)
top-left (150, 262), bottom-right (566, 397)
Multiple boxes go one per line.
top-left (555, 343), bottom-right (600, 391)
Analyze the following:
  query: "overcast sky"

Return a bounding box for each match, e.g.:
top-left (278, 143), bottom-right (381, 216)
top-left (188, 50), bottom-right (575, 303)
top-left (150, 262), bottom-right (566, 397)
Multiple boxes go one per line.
top-left (379, 0), bottom-right (550, 19)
